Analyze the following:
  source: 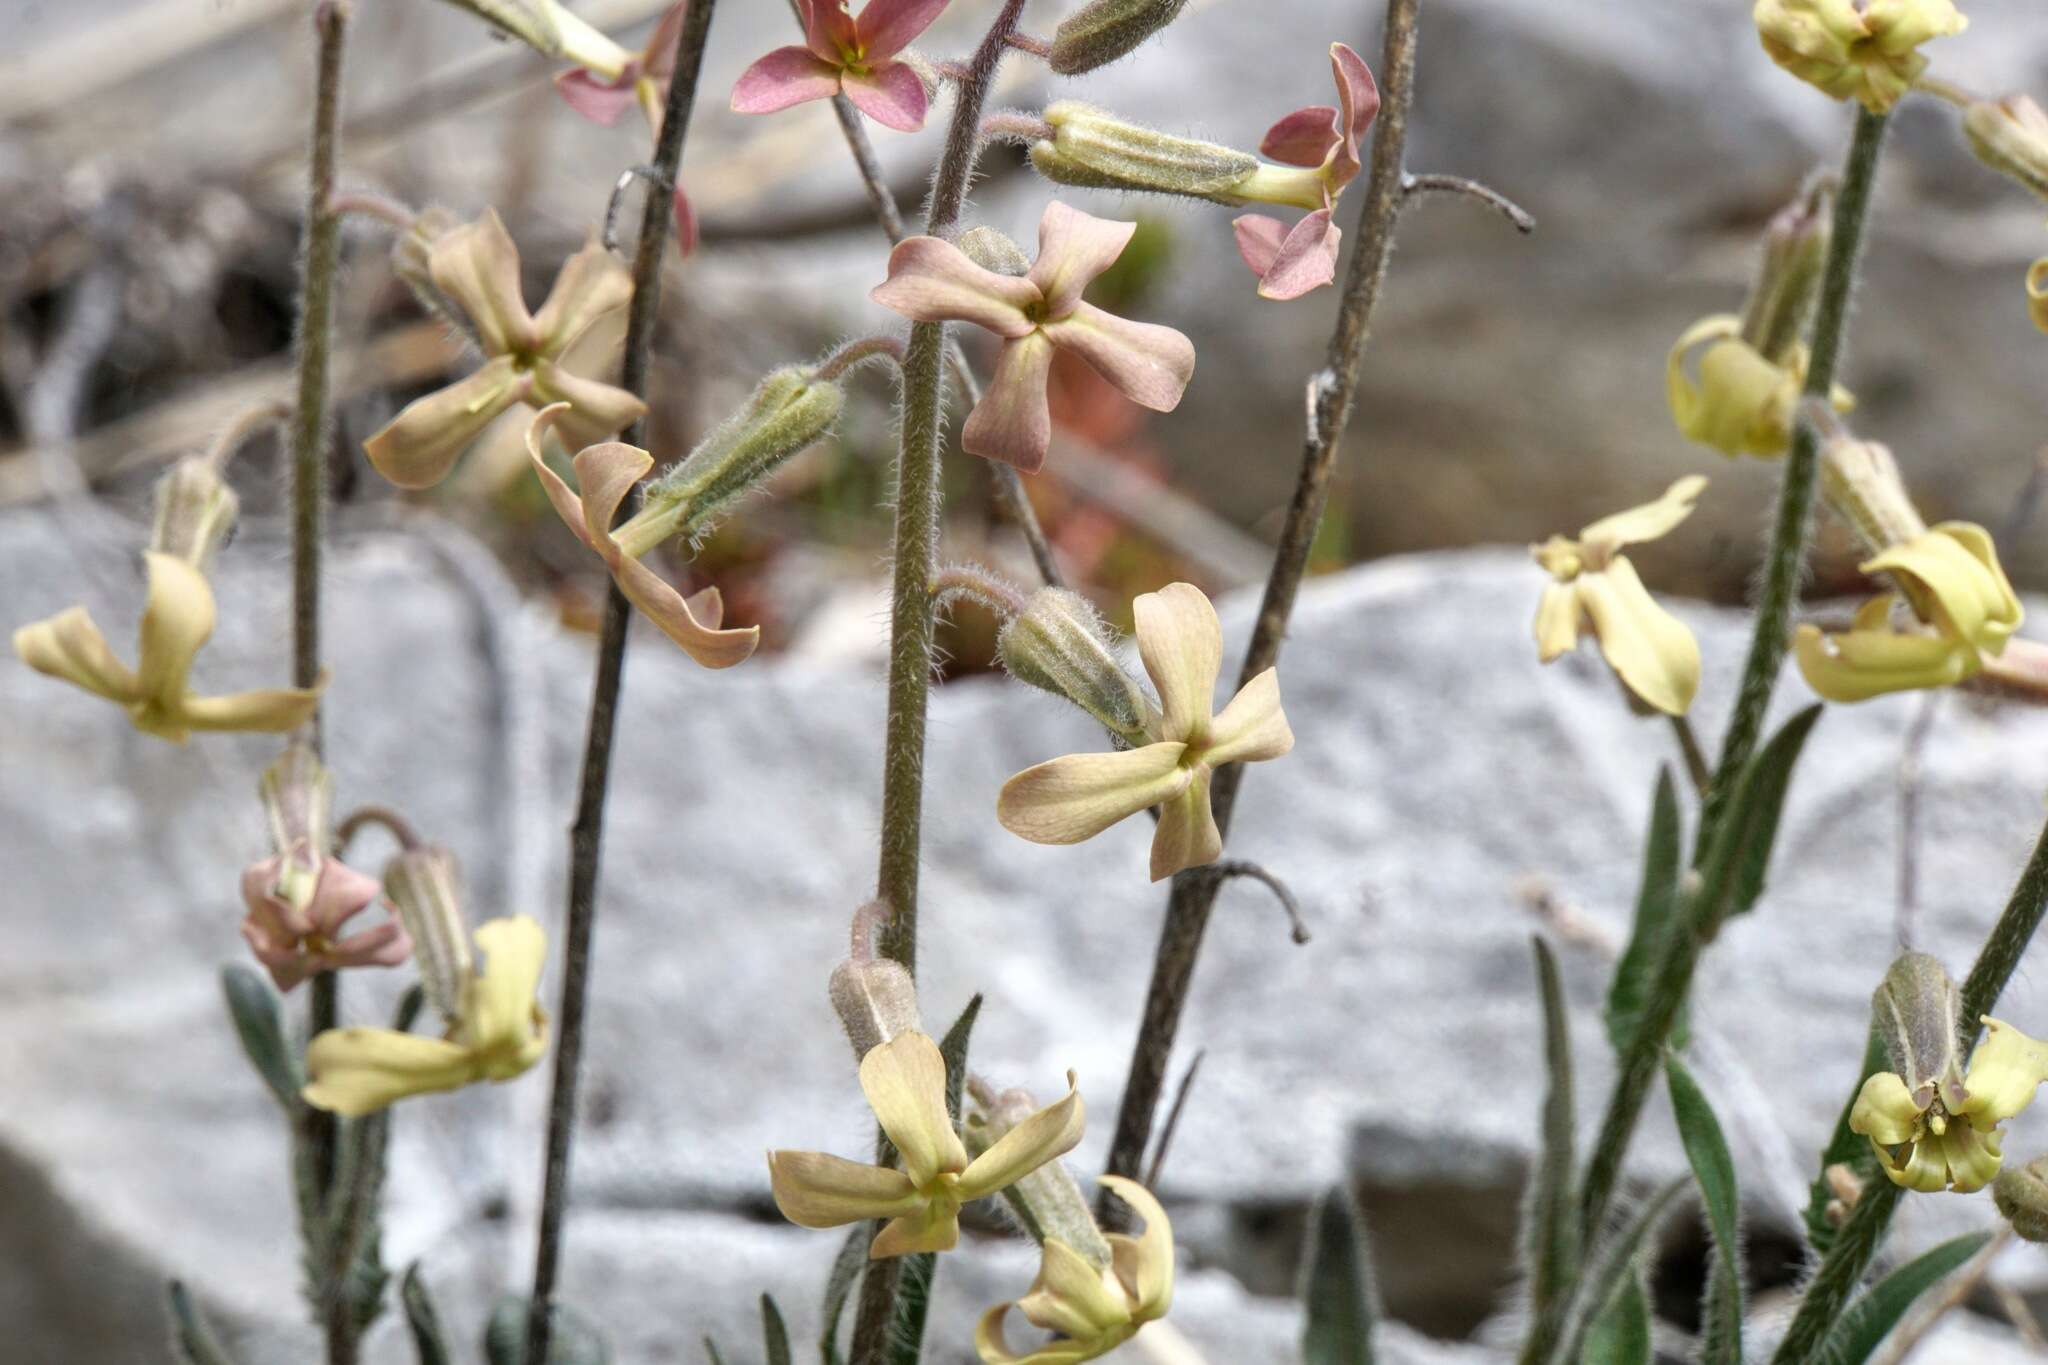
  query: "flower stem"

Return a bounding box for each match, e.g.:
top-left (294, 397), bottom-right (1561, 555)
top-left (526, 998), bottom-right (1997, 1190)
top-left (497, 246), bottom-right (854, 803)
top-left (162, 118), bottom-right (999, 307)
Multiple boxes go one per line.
top-left (813, 334), bottom-right (906, 381)
top-left (1097, 0), bottom-right (1427, 1224)
top-left (523, 4), bottom-right (720, 1362)
top-left (201, 400), bottom-right (292, 472)
top-left (1669, 713), bottom-right (1711, 796)
top-left (1572, 105), bottom-right (1890, 1256)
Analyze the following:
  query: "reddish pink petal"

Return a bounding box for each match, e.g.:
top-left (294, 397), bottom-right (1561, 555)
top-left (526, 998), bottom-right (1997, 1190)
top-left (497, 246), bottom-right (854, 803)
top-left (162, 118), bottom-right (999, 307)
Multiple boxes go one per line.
top-left (1329, 42), bottom-right (1380, 190)
top-left (672, 187), bottom-right (699, 258)
top-left (555, 69), bottom-right (638, 126)
top-left (803, 0), bottom-right (859, 61)
top-left (241, 858), bottom-right (315, 940)
top-left (328, 920), bottom-right (415, 971)
top-left (842, 61), bottom-right (929, 131)
top-left (1027, 201), bottom-right (1136, 318)
top-left (871, 237), bottom-right (1039, 336)
top-left (641, 2), bottom-right (691, 79)
top-left (1233, 214), bottom-right (1291, 277)
top-left (308, 859), bottom-right (383, 937)
top-left (1254, 211), bottom-right (1340, 300)
top-left (962, 332), bottom-right (1055, 471)
top-left (731, 47), bottom-right (843, 114)
top-left (1041, 302), bottom-right (1194, 412)
top-left (1260, 105), bottom-right (1340, 167)
top-left (856, 0), bottom-right (949, 60)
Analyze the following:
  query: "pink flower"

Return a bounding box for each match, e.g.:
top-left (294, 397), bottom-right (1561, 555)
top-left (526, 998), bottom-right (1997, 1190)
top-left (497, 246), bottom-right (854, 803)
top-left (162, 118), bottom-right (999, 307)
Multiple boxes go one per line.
top-left (870, 202), bottom-right (1196, 472)
top-left (1232, 43), bottom-right (1380, 300)
top-left (555, 4), bottom-right (700, 258)
top-left (731, 0), bottom-right (945, 133)
top-left (239, 853), bottom-right (411, 993)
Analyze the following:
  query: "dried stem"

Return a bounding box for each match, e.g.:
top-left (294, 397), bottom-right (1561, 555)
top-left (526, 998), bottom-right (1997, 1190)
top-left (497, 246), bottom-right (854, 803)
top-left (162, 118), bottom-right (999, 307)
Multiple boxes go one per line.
top-left (201, 400), bottom-right (291, 471)
top-left (1098, 0), bottom-right (1428, 1226)
top-left (1400, 171), bottom-right (1535, 233)
top-left (523, 4), bottom-right (721, 1362)
top-left (1143, 1049), bottom-right (1206, 1190)
top-left (328, 191), bottom-right (414, 229)
top-left (334, 805), bottom-right (423, 857)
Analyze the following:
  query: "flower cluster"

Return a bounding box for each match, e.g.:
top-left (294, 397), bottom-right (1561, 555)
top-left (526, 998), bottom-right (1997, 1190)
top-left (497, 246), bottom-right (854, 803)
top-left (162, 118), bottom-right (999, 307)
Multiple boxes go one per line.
top-left (1753, 0), bottom-right (1967, 112)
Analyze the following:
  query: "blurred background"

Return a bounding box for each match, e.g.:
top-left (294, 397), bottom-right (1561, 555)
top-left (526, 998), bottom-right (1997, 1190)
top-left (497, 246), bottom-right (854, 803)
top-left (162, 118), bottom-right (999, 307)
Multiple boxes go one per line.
top-left (6, 0), bottom-right (2048, 1361)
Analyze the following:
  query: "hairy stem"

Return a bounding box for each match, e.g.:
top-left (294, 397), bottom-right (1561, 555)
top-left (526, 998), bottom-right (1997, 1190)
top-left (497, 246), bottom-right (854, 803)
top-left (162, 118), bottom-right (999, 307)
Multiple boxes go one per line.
top-left (1098, 0), bottom-right (1426, 1226)
top-left (524, 4), bottom-right (720, 1362)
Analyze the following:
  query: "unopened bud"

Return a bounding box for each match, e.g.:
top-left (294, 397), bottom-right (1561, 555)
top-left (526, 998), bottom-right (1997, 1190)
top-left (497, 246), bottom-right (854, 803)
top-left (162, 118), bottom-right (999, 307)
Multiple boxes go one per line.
top-left (1031, 102), bottom-right (1267, 204)
top-left (1740, 185), bottom-right (1831, 363)
top-left (393, 206), bottom-right (461, 312)
top-left (1994, 1153), bottom-right (2048, 1242)
top-left (1872, 952), bottom-right (1967, 1114)
top-left (1823, 1162), bottom-right (1864, 1224)
top-left (258, 739), bottom-right (332, 912)
top-left (1049, 0), bottom-right (1190, 75)
top-left (149, 457), bottom-right (240, 570)
top-left (958, 226), bottom-right (1032, 277)
top-left (997, 588), bottom-right (1151, 745)
top-left (966, 1080), bottom-right (1113, 1266)
top-left (1965, 95), bottom-right (2048, 202)
top-left (383, 846), bottom-right (473, 1023)
top-left (828, 901), bottom-right (923, 1060)
top-left (432, 0), bottom-right (633, 79)
top-left (1820, 434), bottom-right (1928, 557)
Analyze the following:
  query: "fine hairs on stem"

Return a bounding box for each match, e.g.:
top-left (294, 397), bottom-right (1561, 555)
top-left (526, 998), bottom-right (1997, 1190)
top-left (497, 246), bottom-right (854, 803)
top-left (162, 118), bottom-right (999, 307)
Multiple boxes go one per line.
top-left (523, 3), bottom-right (722, 1362)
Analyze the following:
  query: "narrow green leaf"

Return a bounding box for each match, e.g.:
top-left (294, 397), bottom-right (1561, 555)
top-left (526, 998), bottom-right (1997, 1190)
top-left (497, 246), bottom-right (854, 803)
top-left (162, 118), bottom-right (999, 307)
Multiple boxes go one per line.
top-left (1582, 1274), bottom-right (1651, 1365)
top-left (1553, 1176), bottom-right (1688, 1365)
top-left (484, 1295), bottom-right (610, 1364)
top-left (400, 1264), bottom-right (454, 1365)
top-left (1606, 768), bottom-right (1683, 1056)
top-left (1696, 705), bottom-right (1823, 934)
top-left (762, 1293), bottom-right (793, 1365)
top-left (1519, 937), bottom-right (1578, 1365)
top-left (1300, 1183), bottom-right (1378, 1365)
top-left (818, 1225), bottom-right (867, 1365)
top-left (167, 1280), bottom-right (237, 1365)
top-left (220, 965), bottom-right (302, 1110)
top-left (1666, 1057), bottom-right (1744, 1364)
top-left (1803, 1026), bottom-right (1887, 1252)
top-left (886, 995), bottom-right (982, 1365)
top-left (937, 995), bottom-right (983, 1119)
top-left (1811, 1231), bottom-right (1991, 1364)
top-left (703, 1340), bottom-right (726, 1365)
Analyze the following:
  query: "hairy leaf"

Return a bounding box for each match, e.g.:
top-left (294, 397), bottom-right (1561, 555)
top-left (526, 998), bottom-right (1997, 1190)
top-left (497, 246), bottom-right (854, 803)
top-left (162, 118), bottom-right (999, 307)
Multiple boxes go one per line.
top-left (1300, 1183), bottom-right (1378, 1364)
top-left (1812, 1231), bottom-right (1992, 1364)
top-left (167, 1280), bottom-right (237, 1365)
top-left (1666, 1057), bottom-right (1743, 1364)
top-left (1606, 769), bottom-right (1684, 1055)
top-left (400, 1263), bottom-right (454, 1365)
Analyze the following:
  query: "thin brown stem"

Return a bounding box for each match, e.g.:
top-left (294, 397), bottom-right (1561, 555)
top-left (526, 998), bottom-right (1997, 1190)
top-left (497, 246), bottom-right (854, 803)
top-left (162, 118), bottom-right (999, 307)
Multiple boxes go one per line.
top-left (1400, 171), bottom-right (1535, 233)
top-left (201, 400), bottom-right (291, 472)
top-left (334, 805), bottom-right (423, 857)
top-left (328, 191), bottom-right (414, 229)
top-left (1143, 1049), bottom-right (1206, 1190)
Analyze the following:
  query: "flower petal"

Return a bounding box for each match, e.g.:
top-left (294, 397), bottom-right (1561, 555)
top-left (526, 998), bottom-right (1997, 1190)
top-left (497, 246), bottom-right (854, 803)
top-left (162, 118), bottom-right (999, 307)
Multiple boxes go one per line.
top-left (555, 69), bottom-right (638, 126)
top-left (1666, 316), bottom-right (1795, 458)
top-left (1149, 779), bottom-right (1220, 881)
top-left (1578, 475), bottom-right (1708, 556)
top-left (1204, 668), bottom-right (1293, 768)
top-left (136, 552), bottom-right (217, 707)
top-left (1134, 582), bottom-right (1222, 743)
top-left (365, 356), bottom-right (527, 489)
top-left (1327, 42), bottom-right (1380, 189)
top-left (673, 187), bottom-right (700, 258)
top-left (856, 0), bottom-right (949, 60)
top-left (303, 1028), bottom-right (479, 1116)
top-left (427, 208), bottom-right (536, 356)
top-left (1232, 214), bottom-right (1291, 279)
top-left (1040, 303), bottom-right (1194, 412)
top-left (1100, 1174), bottom-right (1174, 1319)
top-left (843, 60), bottom-right (930, 132)
top-left (1027, 202), bottom-right (1136, 319)
top-left (177, 679), bottom-right (327, 735)
top-left (531, 363), bottom-right (648, 449)
top-left (859, 1030), bottom-right (969, 1187)
top-left (1961, 1017), bottom-right (2048, 1126)
top-left (1849, 1070), bottom-right (1923, 1146)
top-left (731, 46), bottom-right (845, 114)
top-left (1793, 608), bottom-right (1978, 704)
top-left (963, 332), bottom-right (1057, 472)
top-left (1259, 105), bottom-right (1340, 167)
top-left (1534, 581), bottom-right (1582, 662)
top-left (802, 0), bottom-right (859, 60)
top-left (13, 605), bottom-right (140, 702)
top-left (999, 744), bottom-right (1193, 846)
top-left (768, 1149), bottom-right (923, 1227)
top-left (959, 1069), bottom-right (1084, 1200)
top-left (1863, 522), bottom-right (2022, 658)
top-left (1246, 210), bottom-right (1339, 301)
top-left (871, 237), bottom-right (1039, 336)
top-left (870, 1201), bottom-right (962, 1258)
top-left (1937, 1121), bottom-right (2004, 1194)
top-left (1574, 557), bottom-right (1700, 716)
top-left (1017, 1239), bottom-right (1132, 1338)
top-left (533, 233), bottom-right (635, 358)
top-left (465, 915), bottom-right (547, 1058)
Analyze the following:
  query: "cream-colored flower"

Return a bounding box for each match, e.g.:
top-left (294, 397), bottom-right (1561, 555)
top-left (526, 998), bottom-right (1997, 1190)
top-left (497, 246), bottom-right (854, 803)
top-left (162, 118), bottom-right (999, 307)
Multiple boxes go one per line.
top-left (998, 583), bottom-right (1294, 882)
top-left (1852, 1016), bottom-right (2048, 1193)
top-left (768, 1031), bottom-right (1084, 1259)
top-left (1667, 315), bottom-right (1853, 458)
top-left (1796, 521), bottom-right (2022, 702)
top-left (1532, 478), bottom-right (1706, 716)
top-left (976, 1176), bottom-right (1174, 1365)
top-left (2029, 257), bottom-right (2048, 334)
top-left (12, 552), bottom-right (323, 743)
top-left (302, 915), bottom-right (549, 1117)
top-left (1754, 0), bottom-right (1968, 113)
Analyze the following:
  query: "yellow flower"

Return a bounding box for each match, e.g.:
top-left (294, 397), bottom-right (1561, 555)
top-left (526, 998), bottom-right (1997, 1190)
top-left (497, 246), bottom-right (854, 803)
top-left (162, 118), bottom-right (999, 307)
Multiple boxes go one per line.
top-left (303, 915), bottom-right (550, 1116)
top-left (976, 1176), bottom-right (1174, 1365)
top-left (2029, 257), bottom-right (2048, 334)
top-left (768, 1031), bottom-right (1084, 1259)
top-left (1532, 477), bottom-right (1706, 716)
top-left (1754, 0), bottom-right (1968, 113)
top-left (998, 583), bottom-right (1294, 882)
top-left (1667, 314), bottom-right (1853, 458)
top-left (1851, 1016), bottom-right (2048, 1193)
top-left (12, 552), bottom-right (324, 743)
top-left (1795, 521), bottom-right (2022, 702)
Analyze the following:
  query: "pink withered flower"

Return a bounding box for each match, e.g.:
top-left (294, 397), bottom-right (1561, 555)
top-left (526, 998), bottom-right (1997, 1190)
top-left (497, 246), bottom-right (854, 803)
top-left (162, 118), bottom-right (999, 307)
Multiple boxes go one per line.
top-left (870, 201), bottom-right (1196, 472)
top-left (554, 2), bottom-right (699, 256)
top-left (731, 0), bottom-right (946, 133)
top-left (239, 853), bottom-right (411, 993)
top-left (1231, 43), bottom-right (1380, 300)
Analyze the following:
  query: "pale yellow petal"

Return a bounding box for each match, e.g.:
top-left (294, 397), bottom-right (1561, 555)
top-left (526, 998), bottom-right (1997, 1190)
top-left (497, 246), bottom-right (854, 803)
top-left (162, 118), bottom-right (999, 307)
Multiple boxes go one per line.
top-left (959, 1070), bottom-right (1084, 1200)
top-left (1873, 1133), bottom-right (1953, 1193)
top-left (870, 1200), bottom-right (962, 1259)
top-left (177, 677), bottom-right (327, 734)
top-left (303, 1027), bottom-right (479, 1116)
top-left (532, 231), bottom-right (635, 358)
top-left (1849, 1070), bottom-right (1924, 1146)
top-left (465, 916), bottom-right (547, 1056)
top-left (1961, 1017), bottom-right (2048, 1126)
top-left (428, 207), bottom-right (537, 356)
top-left (1864, 523), bottom-right (2022, 657)
top-left (859, 1031), bottom-right (969, 1187)
top-left (1579, 475), bottom-right (1708, 555)
top-left (136, 553), bottom-right (217, 706)
top-left (364, 357), bottom-right (527, 490)
top-left (999, 744), bottom-right (1192, 846)
top-left (1533, 582), bottom-right (1581, 662)
top-left (1100, 1174), bottom-right (1174, 1319)
top-left (1574, 558), bottom-right (1700, 715)
top-left (1667, 313), bottom-right (1794, 457)
top-left (1149, 779), bottom-right (1220, 883)
top-left (1793, 613), bottom-right (1977, 704)
top-left (1016, 1239), bottom-right (1132, 1338)
top-left (1938, 1121), bottom-right (2004, 1194)
top-left (13, 606), bottom-right (140, 702)
top-left (1202, 668), bottom-right (1293, 768)
top-left (1134, 583), bottom-right (1223, 744)
top-left (767, 1149), bottom-right (922, 1228)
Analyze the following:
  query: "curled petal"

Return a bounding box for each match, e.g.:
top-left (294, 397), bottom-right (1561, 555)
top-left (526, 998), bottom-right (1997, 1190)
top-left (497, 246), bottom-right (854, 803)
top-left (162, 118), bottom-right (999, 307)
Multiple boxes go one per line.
top-left (427, 209), bottom-right (536, 356)
top-left (768, 1149), bottom-right (922, 1228)
top-left (1849, 1070), bottom-right (1924, 1147)
top-left (365, 356), bottom-right (528, 489)
top-left (1666, 316), bottom-right (1793, 458)
top-left (306, 860), bottom-right (384, 936)
top-left (1232, 214), bottom-right (1291, 278)
top-left (1133, 583), bottom-right (1222, 743)
top-left (1872, 1131), bottom-right (1955, 1193)
top-left (857, 0), bottom-right (949, 60)
top-left (1017, 1239), bottom-right (1132, 1340)
top-left (871, 1200), bottom-right (963, 1259)
top-left (303, 1028), bottom-right (479, 1116)
top-left (958, 1070), bottom-right (1084, 1200)
top-left (178, 680), bottom-right (326, 735)
top-left (962, 332), bottom-right (1057, 472)
top-left (1793, 602), bottom-right (1979, 704)
top-left (1239, 210), bottom-right (1339, 301)
top-left (1204, 668), bottom-right (1293, 768)
top-left (732, 46), bottom-right (845, 114)
top-left (1042, 303), bottom-right (1194, 411)
top-left (1578, 475), bottom-right (1708, 556)
top-left (555, 69), bottom-right (639, 126)
top-left (1534, 581), bottom-right (1581, 662)
top-left (1937, 1121), bottom-right (2004, 1194)
top-left (530, 363), bottom-right (647, 448)
top-left (1100, 1174), bottom-right (1174, 1319)
top-left (13, 605), bottom-right (139, 703)
top-left (1863, 522), bottom-right (2022, 658)
top-left (975, 1302), bottom-right (1097, 1365)
top-left (1000, 744), bottom-right (1193, 845)
top-left (1961, 1017), bottom-right (2048, 1126)
top-left (871, 238), bottom-right (1040, 337)
top-left (136, 552), bottom-right (216, 707)
top-left (858, 1031), bottom-right (970, 1187)
top-left (1574, 557), bottom-right (1700, 716)
top-left (1326, 42), bottom-right (1380, 189)
top-left (1150, 778), bottom-right (1220, 881)
top-left (464, 916), bottom-right (547, 1059)
top-left (1028, 202), bottom-right (1137, 319)
top-left (639, 1), bottom-right (691, 79)
top-left (532, 234), bottom-right (635, 358)
top-left (842, 61), bottom-right (930, 132)
top-left (1259, 105), bottom-right (1340, 167)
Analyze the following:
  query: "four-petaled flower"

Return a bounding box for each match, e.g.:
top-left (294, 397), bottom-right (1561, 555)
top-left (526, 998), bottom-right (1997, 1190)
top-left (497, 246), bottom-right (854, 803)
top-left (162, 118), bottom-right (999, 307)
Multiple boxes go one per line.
top-left (526, 405), bottom-right (760, 668)
top-left (366, 209), bottom-right (645, 489)
top-left (1532, 477), bottom-right (1706, 717)
top-left (975, 1175), bottom-right (1174, 1365)
top-left (768, 1030), bottom-right (1085, 1258)
top-left (1667, 314), bottom-right (1853, 459)
top-left (871, 201), bottom-right (1196, 472)
top-left (998, 583), bottom-right (1294, 882)
top-left (1852, 1017), bottom-right (2048, 1193)
top-left (240, 851), bottom-right (411, 993)
top-left (554, 2), bottom-right (700, 256)
top-left (1232, 43), bottom-right (1380, 301)
top-left (303, 915), bottom-right (551, 1116)
top-left (1754, 0), bottom-right (1968, 114)
top-left (13, 552), bottom-right (324, 742)
top-left (1796, 521), bottom-right (2023, 702)
top-left (732, 0), bottom-right (945, 133)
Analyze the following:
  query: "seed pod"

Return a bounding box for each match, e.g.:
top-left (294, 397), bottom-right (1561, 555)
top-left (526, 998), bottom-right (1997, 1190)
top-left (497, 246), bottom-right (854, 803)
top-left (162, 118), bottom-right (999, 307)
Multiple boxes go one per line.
top-left (997, 588), bottom-right (1152, 744)
top-left (1049, 0), bottom-right (1190, 75)
top-left (149, 457), bottom-right (240, 570)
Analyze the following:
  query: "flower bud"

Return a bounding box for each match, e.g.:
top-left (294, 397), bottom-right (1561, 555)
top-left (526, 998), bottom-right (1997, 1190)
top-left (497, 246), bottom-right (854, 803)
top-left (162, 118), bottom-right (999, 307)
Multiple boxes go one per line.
top-left (1872, 952), bottom-right (1967, 1114)
top-left (259, 739), bottom-right (332, 909)
top-left (958, 226), bottom-right (1032, 277)
top-left (966, 1080), bottom-right (1113, 1266)
top-left (1819, 434), bottom-right (1928, 557)
top-left (148, 456), bottom-right (240, 570)
top-left (392, 206), bottom-right (462, 320)
top-left (1965, 95), bottom-right (2048, 202)
top-left (1031, 102), bottom-right (1267, 204)
top-left (1739, 186), bottom-right (1831, 364)
top-left (1994, 1153), bottom-right (2048, 1242)
top-left (997, 588), bottom-right (1152, 745)
top-left (1049, 0), bottom-right (1190, 75)
top-left (828, 901), bottom-right (923, 1061)
top-left (382, 846), bottom-right (473, 1023)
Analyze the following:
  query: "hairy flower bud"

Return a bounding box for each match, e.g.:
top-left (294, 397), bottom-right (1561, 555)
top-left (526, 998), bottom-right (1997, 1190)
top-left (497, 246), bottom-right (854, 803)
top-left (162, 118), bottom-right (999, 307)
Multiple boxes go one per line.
top-left (1740, 185), bottom-right (1831, 363)
top-left (1994, 1153), bottom-right (2048, 1242)
top-left (967, 1080), bottom-right (1114, 1266)
top-left (828, 901), bottom-right (922, 1061)
top-left (149, 456), bottom-right (240, 570)
top-left (1030, 102), bottom-right (1271, 204)
top-left (1965, 95), bottom-right (2048, 202)
top-left (1872, 952), bottom-right (1967, 1114)
top-left (997, 588), bottom-right (1153, 745)
top-left (1049, 0), bottom-right (1191, 75)
top-left (382, 846), bottom-right (473, 1023)
top-left (1819, 434), bottom-right (1928, 557)
top-left (958, 226), bottom-right (1032, 277)
top-left (259, 739), bottom-right (333, 910)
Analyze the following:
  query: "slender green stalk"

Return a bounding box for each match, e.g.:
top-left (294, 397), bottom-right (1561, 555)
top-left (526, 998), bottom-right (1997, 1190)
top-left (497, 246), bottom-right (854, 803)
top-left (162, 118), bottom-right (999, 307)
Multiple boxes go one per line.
top-left (1771, 814), bottom-right (2048, 1360)
top-left (524, 5), bottom-right (720, 1362)
top-left (1098, 0), bottom-right (1425, 1225)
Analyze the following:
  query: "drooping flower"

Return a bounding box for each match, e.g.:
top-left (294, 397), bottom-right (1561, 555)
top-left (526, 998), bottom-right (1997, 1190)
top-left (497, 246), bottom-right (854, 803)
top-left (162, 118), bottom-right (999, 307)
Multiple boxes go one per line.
top-left (768, 1030), bottom-right (1085, 1259)
top-left (1231, 43), bottom-right (1380, 300)
top-left (870, 201), bottom-right (1195, 471)
top-left (240, 853), bottom-right (411, 993)
top-left (976, 1176), bottom-right (1174, 1365)
top-left (303, 915), bottom-right (550, 1116)
top-left (1667, 314), bottom-right (1853, 458)
top-left (1754, 0), bottom-right (1968, 113)
top-left (365, 210), bottom-right (645, 489)
top-left (731, 0), bottom-right (946, 133)
top-left (525, 404), bottom-right (761, 668)
top-left (1531, 477), bottom-right (1706, 716)
top-left (1796, 521), bottom-right (2023, 702)
top-left (1852, 1016), bottom-right (2048, 1193)
top-left (13, 552), bottom-right (324, 742)
top-left (998, 583), bottom-right (1293, 882)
